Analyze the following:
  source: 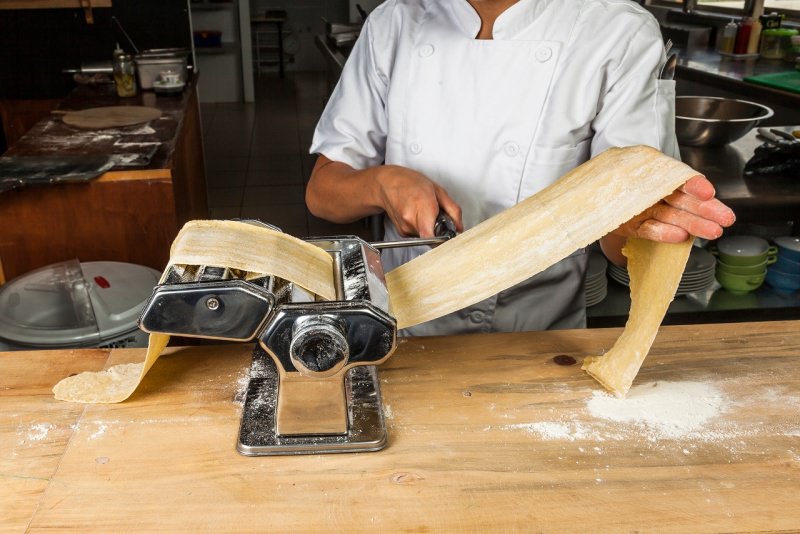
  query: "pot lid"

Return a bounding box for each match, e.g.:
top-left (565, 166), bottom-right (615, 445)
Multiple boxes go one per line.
top-left (0, 260), bottom-right (160, 347)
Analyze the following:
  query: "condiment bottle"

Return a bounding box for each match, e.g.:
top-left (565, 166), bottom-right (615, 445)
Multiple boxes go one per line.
top-left (746, 18), bottom-right (762, 54)
top-left (718, 19), bottom-right (737, 54)
top-left (112, 44), bottom-right (137, 98)
top-left (733, 17), bottom-right (753, 54)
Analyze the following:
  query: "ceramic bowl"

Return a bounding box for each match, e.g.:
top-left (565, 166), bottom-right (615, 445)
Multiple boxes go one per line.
top-left (715, 269), bottom-right (766, 295)
top-left (716, 257), bottom-right (773, 275)
top-left (711, 235), bottom-right (777, 266)
top-left (765, 267), bottom-right (800, 294)
top-left (774, 236), bottom-right (800, 262)
top-left (774, 254), bottom-right (800, 274)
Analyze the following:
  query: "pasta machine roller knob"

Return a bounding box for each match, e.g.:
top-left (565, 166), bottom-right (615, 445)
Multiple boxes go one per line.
top-left (289, 316), bottom-right (349, 378)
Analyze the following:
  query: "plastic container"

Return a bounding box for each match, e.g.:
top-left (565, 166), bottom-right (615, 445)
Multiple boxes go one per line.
top-left (193, 30), bottom-right (223, 48)
top-left (112, 44), bottom-right (137, 97)
top-left (134, 48), bottom-right (190, 90)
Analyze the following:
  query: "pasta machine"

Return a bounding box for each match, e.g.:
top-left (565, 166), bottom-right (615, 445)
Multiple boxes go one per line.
top-left (138, 217), bottom-right (455, 456)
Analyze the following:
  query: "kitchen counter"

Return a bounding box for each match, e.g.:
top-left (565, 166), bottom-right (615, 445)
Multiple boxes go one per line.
top-left (0, 80), bottom-right (207, 282)
top-left (3, 321), bottom-right (799, 531)
top-left (676, 49), bottom-right (800, 109)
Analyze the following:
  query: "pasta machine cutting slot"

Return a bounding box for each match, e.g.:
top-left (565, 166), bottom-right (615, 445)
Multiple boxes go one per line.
top-left (138, 219), bottom-right (454, 456)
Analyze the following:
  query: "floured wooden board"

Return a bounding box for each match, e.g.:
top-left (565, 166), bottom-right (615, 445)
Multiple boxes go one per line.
top-left (12, 323), bottom-right (800, 531)
top-left (61, 106), bottom-right (162, 129)
top-left (53, 146), bottom-right (699, 403)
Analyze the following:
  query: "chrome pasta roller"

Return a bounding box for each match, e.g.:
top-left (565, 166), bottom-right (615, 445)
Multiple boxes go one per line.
top-left (138, 218), bottom-right (454, 456)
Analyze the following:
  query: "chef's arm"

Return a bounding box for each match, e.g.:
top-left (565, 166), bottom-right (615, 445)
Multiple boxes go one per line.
top-left (306, 155), bottom-right (464, 238)
top-left (600, 175), bottom-right (735, 265)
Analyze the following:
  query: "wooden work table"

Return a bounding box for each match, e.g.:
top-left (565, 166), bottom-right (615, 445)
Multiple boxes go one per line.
top-left (0, 80), bottom-right (207, 282)
top-left (3, 321), bottom-right (799, 532)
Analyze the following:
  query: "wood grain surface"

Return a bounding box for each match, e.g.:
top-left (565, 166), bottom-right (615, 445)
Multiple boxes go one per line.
top-left (3, 321), bottom-right (799, 532)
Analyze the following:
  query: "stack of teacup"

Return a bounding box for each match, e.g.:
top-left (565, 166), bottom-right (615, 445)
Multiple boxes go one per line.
top-left (712, 235), bottom-right (777, 295)
top-left (766, 236), bottom-right (800, 294)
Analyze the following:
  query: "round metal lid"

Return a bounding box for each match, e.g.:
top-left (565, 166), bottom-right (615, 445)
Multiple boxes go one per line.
top-left (0, 260), bottom-right (159, 348)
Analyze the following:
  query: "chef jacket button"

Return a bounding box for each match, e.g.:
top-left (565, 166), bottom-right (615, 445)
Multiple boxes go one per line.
top-left (469, 311), bottom-right (485, 323)
top-left (504, 142), bottom-right (520, 157)
top-left (419, 44), bottom-right (435, 57)
top-left (535, 46), bottom-right (553, 63)
top-left (409, 142), bottom-right (423, 155)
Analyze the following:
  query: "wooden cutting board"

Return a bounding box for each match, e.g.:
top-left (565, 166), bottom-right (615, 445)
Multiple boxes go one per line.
top-left (3, 321), bottom-right (799, 532)
top-left (60, 106), bottom-right (162, 129)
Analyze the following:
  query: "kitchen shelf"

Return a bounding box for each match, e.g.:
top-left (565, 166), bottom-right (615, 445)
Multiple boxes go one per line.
top-left (251, 16), bottom-right (288, 78)
top-left (195, 43), bottom-right (239, 55)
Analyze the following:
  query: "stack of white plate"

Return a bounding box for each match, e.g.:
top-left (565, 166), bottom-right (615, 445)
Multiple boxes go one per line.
top-left (607, 246), bottom-right (716, 296)
top-left (585, 252), bottom-right (609, 307)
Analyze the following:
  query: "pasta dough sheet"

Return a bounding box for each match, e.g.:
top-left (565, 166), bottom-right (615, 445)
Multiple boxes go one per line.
top-left (53, 146), bottom-right (698, 403)
top-left (385, 146), bottom-right (697, 329)
top-left (582, 238), bottom-right (694, 397)
top-left (52, 221), bottom-right (335, 403)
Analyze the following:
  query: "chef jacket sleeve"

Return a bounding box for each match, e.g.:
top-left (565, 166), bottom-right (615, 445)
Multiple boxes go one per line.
top-left (590, 18), bottom-right (679, 159)
top-left (309, 17), bottom-right (389, 170)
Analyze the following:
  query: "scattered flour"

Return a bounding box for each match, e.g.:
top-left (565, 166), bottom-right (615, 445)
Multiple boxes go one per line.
top-left (586, 381), bottom-right (726, 439)
top-left (89, 423), bottom-right (107, 440)
top-left (504, 421), bottom-right (593, 441)
top-left (499, 380), bottom-right (783, 449)
top-left (27, 423), bottom-right (54, 441)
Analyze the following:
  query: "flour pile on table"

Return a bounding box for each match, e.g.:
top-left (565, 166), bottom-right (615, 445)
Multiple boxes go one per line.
top-left (586, 381), bottom-right (726, 439)
top-left (504, 381), bottom-right (743, 444)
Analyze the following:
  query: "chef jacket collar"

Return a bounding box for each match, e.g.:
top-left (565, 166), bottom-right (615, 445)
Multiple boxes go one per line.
top-left (449, 0), bottom-right (553, 40)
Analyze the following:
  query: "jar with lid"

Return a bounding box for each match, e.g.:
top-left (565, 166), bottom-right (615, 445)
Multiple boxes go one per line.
top-left (112, 44), bottom-right (137, 98)
top-left (761, 28), bottom-right (799, 59)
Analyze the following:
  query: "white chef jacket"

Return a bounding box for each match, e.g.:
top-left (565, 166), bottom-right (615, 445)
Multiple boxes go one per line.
top-left (311, 0), bottom-right (678, 336)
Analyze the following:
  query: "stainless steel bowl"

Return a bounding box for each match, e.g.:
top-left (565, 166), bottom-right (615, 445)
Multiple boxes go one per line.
top-left (675, 96), bottom-right (773, 147)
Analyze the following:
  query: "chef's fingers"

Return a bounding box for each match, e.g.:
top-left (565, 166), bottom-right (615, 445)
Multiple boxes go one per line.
top-left (433, 184), bottom-right (464, 232)
top-left (663, 189), bottom-right (736, 228)
top-left (644, 201), bottom-right (726, 241)
top-left (632, 219), bottom-right (691, 243)
top-left (678, 174), bottom-right (716, 201)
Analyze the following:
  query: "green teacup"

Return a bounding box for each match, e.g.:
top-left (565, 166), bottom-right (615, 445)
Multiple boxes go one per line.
top-left (715, 269), bottom-right (766, 295)
top-left (716, 256), bottom-right (775, 275)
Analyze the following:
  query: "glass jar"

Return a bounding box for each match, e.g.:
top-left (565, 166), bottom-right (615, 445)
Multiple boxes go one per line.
top-left (113, 52), bottom-right (137, 98)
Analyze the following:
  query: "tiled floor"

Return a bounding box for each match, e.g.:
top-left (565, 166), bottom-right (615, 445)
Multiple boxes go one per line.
top-left (200, 71), bottom-right (373, 240)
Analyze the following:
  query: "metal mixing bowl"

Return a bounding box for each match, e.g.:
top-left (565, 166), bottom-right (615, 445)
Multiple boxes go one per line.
top-left (675, 96), bottom-right (774, 147)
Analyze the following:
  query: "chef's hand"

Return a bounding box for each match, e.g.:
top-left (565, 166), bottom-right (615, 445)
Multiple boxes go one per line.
top-left (306, 155), bottom-right (463, 238)
top-left (375, 165), bottom-right (464, 238)
top-left (601, 175), bottom-right (735, 265)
